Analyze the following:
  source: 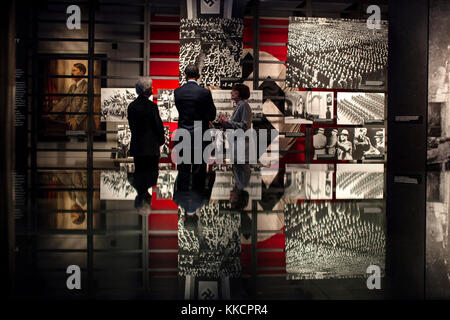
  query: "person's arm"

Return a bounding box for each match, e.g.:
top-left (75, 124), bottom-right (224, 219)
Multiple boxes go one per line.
top-left (153, 106), bottom-right (165, 147)
top-left (223, 103), bottom-right (252, 131)
top-left (204, 90), bottom-right (216, 122)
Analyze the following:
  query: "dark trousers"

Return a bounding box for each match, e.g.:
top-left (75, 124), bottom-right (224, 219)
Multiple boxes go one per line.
top-left (132, 155), bottom-right (159, 197)
top-left (176, 142), bottom-right (207, 192)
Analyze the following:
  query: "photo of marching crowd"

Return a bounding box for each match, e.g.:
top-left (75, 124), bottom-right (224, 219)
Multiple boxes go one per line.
top-left (179, 17), bottom-right (244, 87)
top-left (286, 17), bottom-right (388, 90)
top-left (335, 163), bottom-right (384, 199)
top-left (285, 201), bottom-right (386, 279)
top-left (337, 92), bottom-right (385, 125)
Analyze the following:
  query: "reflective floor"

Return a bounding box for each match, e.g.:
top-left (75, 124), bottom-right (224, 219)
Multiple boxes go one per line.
top-left (14, 162), bottom-right (388, 300)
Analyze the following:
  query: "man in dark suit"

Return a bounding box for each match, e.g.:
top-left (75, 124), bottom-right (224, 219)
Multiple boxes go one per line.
top-left (127, 77), bottom-right (165, 210)
top-left (174, 65), bottom-right (216, 190)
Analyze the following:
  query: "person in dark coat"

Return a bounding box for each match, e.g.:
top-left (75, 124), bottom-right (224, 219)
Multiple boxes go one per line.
top-left (174, 65), bottom-right (216, 191)
top-left (127, 77), bottom-right (165, 210)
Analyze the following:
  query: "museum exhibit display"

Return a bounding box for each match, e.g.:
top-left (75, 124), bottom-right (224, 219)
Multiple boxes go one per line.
top-left (1, 0), bottom-right (446, 306)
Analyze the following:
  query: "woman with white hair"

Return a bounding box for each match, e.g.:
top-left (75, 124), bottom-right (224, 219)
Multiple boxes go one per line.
top-left (127, 77), bottom-right (165, 211)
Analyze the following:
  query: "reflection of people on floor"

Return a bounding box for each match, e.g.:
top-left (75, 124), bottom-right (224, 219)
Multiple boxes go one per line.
top-left (45, 63), bottom-right (89, 130)
top-left (173, 168), bottom-right (215, 232)
top-left (229, 164), bottom-right (251, 239)
top-left (128, 77), bottom-right (165, 211)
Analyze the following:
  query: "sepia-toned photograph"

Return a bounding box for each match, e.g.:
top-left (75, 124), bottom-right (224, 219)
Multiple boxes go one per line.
top-left (337, 92), bottom-right (385, 125)
top-left (286, 17), bottom-right (388, 90)
top-left (284, 90), bottom-right (333, 124)
top-left (284, 164), bottom-right (333, 200)
top-left (313, 127), bottom-right (385, 160)
top-left (335, 163), bottom-right (384, 199)
top-left (39, 58), bottom-right (103, 138)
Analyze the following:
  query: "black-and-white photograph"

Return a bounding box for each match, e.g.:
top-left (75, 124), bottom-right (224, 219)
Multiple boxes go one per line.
top-left (179, 17), bottom-right (243, 87)
top-left (178, 202), bottom-right (242, 278)
top-left (337, 92), bottom-right (385, 125)
top-left (427, 0), bottom-right (450, 298)
top-left (313, 127), bottom-right (385, 160)
top-left (101, 88), bottom-right (137, 122)
top-left (212, 90), bottom-right (234, 122)
top-left (211, 89), bottom-right (263, 122)
top-left (157, 89), bottom-right (178, 122)
top-left (426, 170), bottom-right (450, 298)
top-left (427, 0), bottom-right (450, 166)
top-left (100, 170), bottom-right (137, 200)
top-left (119, 162), bottom-right (135, 173)
top-left (156, 170), bottom-right (178, 200)
top-left (286, 17), bottom-right (388, 90)
top-left (335, 163), bottom-right (384, 199)
top-left (210, 169), bottom-right (262, 202)
top-left (284, 90), bottom-right (333, 124)
top-left (116, 124), bottom-right (170, 159)
top-left (117, 124), bottom-right (131, 159)
top-left (284, 164), bottom-right (333, 200)
top-left (285, 201), bottom-right (386, 279)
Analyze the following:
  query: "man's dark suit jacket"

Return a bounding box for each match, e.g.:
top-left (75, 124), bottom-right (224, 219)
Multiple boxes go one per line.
top-left (127, 94), bottom-right (165, 157)
top-left (174, 81), bottom-right (216, 132)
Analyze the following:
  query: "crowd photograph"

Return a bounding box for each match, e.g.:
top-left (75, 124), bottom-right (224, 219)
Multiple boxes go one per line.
top-left (286, 17), bottom-right (388, 90)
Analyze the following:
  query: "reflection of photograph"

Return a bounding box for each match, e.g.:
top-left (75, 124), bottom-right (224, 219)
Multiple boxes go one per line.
top-left (426, 170), bottom-right (450, 298)
top-left (286, 17), bottom-right (388, 89)
top-left (337, 92), bottom-right (385, 125)
top-left (40, 59), bottom-right (103, 137)
top-left (335, 163), bottom-right (384, 199)
top-left (427, 0), bottom-right (450, 166)
top-left (37, 171), bottom-right (101, 230)
top-left (211, 170), bottom-right (262, 201)
top-left (179, 17), bottom-right (243, 87)
top-left (178, 202), bottom-right (241, 278)
top-left (157, 89), bottom-right (178, 122)
top-left (285, 91), bottom-right (333, 123)
top-left (117, 125), bottom-right (131, 159)
top-left (285, 201), bottom-right (385, 279)
top-left (100, 170), bottom-right (136, 200)
top-left (284, 164), bottom-right (333, 200)
top-left (156, 170), bottom-right (177, 199)
top-left (101, 88), bottom-right (137, 122)
top-left (313, 127), bottom-right (385, 160)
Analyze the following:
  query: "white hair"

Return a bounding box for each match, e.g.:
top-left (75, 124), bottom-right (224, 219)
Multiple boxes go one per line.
top-left (135, 77), bottom-right (153, 95)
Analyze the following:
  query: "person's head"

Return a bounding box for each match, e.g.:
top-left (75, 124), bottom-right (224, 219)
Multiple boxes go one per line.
top-left (231, 83), bottom-right (250, 102)
top-left (184, 64), bottom-right (200, 81)
top-left (135, 77), bottom-right (153, 97)
top-left (72, 63), bottom-right (86, 82)
top-left (230, 188), bottom-right (249, 211)
top-left (359, 128), bottom-right (367, 137)
top-left (339, 129), bottom-right (349, 141)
